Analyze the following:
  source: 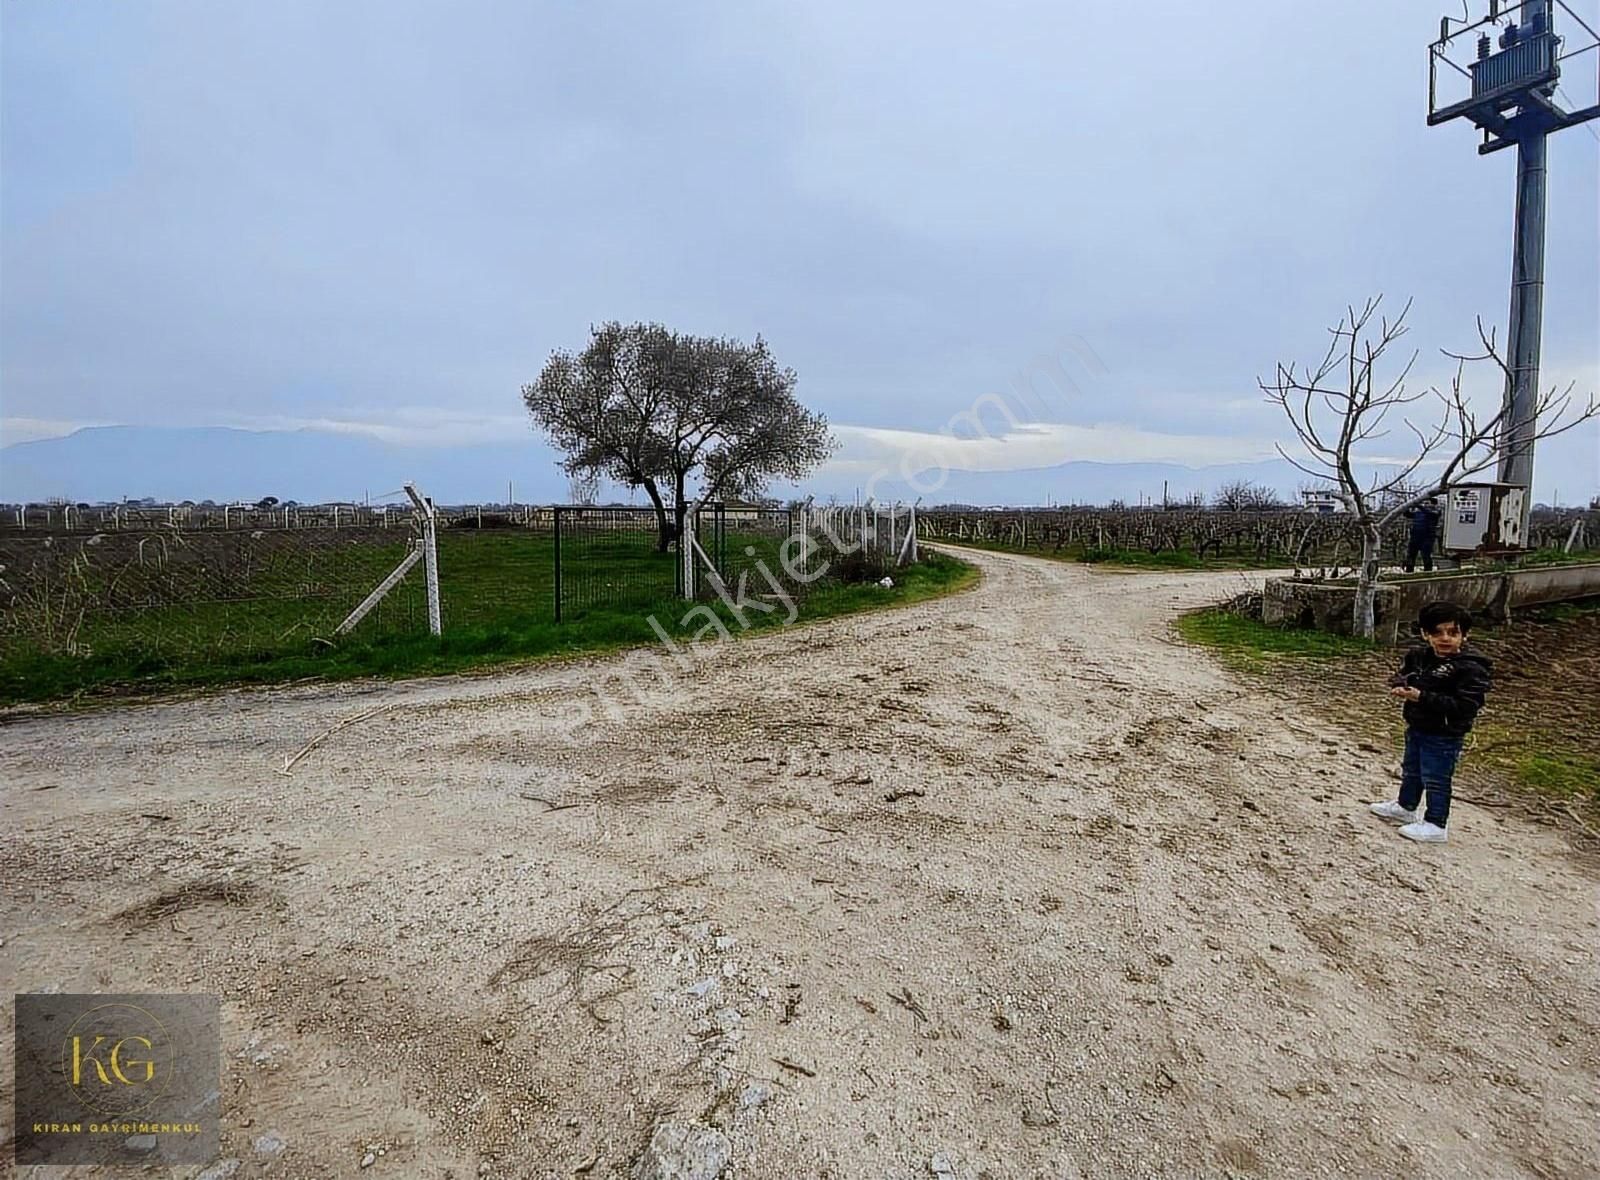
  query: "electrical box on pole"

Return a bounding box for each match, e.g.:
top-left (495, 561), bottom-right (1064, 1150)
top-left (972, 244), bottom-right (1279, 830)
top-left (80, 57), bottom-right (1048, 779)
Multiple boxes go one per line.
top-left (1440, 481), bottom-right (1528, 554)
top-left (1428, 1), bottom-right (1600, 542)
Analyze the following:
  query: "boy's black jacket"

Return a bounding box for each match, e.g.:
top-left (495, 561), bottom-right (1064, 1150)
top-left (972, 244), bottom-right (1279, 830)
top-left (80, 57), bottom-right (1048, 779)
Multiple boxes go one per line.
top-left (1395, 644), bottom-right (1493, 737)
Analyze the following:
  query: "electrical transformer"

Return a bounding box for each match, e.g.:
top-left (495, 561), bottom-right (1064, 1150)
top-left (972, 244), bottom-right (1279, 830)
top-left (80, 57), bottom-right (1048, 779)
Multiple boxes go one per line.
top-left (1442, 482), bottom-right (1526, 553)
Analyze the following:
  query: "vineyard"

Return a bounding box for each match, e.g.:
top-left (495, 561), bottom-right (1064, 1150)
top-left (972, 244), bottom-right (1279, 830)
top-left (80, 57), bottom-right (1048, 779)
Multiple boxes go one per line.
top-left (915, 506), bottom-right (1599, 567)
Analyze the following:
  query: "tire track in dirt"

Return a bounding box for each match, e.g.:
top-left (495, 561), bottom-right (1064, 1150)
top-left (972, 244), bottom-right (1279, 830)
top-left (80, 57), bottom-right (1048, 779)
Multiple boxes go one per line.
top-left (2, 544), bottom-right (1596, 1179)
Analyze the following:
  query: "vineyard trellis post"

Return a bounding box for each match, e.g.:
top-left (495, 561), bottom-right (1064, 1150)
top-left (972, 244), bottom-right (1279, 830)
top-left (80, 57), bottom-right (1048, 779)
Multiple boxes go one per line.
top-left (897, 500), bottom-right (920, 566)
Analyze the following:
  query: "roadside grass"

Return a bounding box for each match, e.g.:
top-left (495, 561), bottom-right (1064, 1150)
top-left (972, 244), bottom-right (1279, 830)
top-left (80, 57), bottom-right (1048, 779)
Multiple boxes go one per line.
top-left (1172, 608), bottom-right (1377, 671)
top-left (1, 549), bottom-right (976, 708)
top-left (1471, 722), bottom-right (1600, 801)
top-left (1175, 597), bottom-right (1600, 817)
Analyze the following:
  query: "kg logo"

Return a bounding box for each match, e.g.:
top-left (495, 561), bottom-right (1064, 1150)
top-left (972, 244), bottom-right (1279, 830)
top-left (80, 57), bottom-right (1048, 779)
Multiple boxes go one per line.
top-left (61, 1002), bottom-right (173, 1117)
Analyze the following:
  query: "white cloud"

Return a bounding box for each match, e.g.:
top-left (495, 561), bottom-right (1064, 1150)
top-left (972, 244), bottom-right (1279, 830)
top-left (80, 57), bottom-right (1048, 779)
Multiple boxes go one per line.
top-left (825, 419), bottom-right (1278, 476)
top-left (224, 407), bottom-right (533, 447)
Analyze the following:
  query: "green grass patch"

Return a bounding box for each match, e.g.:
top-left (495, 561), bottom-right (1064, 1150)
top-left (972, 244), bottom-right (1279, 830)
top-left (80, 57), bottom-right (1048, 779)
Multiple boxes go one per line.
top-left (1173, 608), bottom-right (1377, 671)
top-left (1177, 606), bottom-right (1600, 812)
top-left (0, 549), bottom-right (976, 707)
top-left (1513, 749), bottom-right (1600, 799)
top-left (1469, 721), bottom-right (1600, 802)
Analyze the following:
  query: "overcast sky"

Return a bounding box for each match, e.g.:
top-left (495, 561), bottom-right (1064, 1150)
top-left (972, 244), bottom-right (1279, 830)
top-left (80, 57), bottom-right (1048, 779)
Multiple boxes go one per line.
top-left (3, 1), bottom-right (1597, 498)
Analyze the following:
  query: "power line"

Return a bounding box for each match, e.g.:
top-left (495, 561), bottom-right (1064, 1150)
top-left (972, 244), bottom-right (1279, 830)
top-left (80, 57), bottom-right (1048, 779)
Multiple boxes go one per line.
top-left (1555, 84), bottom-right (1600, 141)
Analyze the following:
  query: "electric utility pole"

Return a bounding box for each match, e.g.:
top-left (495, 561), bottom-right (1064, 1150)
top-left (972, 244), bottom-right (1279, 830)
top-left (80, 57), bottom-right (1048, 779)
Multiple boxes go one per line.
top-left (1428, 0), bottom-right (1599, 537)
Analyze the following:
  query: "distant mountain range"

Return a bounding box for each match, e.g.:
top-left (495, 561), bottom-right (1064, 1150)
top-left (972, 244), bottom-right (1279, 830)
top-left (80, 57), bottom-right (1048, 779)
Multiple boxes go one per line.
top-left (1, 426), bottom-right (573, 507)
top-left (2, 424), bottom-right (1311, 508)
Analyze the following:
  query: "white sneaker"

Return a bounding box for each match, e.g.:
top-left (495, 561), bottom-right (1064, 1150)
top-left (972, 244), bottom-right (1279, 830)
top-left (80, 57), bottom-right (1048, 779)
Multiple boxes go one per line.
top-left (1369, 801), bottom-right (1418, 823)
top-left (1399, 821), bottom-right (1448, 843)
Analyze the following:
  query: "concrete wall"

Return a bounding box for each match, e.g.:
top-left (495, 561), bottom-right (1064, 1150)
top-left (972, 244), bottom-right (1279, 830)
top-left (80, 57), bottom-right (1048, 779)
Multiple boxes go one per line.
top-left (1262, 561), bottom-right (1600, 644)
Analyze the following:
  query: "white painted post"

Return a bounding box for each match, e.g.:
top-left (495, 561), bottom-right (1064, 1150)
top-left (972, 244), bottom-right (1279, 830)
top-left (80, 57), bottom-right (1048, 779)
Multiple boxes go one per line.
top-left (403, 483), bottom-right (443, 635)
top-left (680, 511), bottom-right (696, 601)
top-left (423, 500), bottom-right (441, 635)
top-left (337, 544), bottom-right (423, 634)
top-left (1565, 519), bottom-right (1582, 554)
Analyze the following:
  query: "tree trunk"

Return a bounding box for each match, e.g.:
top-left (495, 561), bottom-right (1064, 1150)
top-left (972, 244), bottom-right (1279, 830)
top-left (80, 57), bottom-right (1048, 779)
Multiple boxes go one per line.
top-left (1352, 527), bottom-right (1382, 640)
top-left (640, 479), bottom-right (673, 553)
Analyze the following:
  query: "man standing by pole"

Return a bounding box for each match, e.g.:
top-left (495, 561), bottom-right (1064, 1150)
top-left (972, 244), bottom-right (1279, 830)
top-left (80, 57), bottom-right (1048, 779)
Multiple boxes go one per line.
top-left (1403, 498), bottom-right (1442, 573)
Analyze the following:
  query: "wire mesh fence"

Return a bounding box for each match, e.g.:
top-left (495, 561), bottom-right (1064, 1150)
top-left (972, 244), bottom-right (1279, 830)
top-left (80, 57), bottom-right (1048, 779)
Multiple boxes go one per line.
top-left (0, 523), bottom-right (430, 665)
top-left (3, 497), bottom-right (1584, 680)
top-left (550, 507), bottom-right (679, 621)
top-left (680, 502), bottom-right (917, 605)
top-left (0, 493), bottom-right (931, 698)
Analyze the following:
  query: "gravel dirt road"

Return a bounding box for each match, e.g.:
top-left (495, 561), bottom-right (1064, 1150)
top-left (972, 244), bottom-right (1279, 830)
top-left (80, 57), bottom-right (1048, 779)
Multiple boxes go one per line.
top-left (4, 544), bottom-right (1597, 1179)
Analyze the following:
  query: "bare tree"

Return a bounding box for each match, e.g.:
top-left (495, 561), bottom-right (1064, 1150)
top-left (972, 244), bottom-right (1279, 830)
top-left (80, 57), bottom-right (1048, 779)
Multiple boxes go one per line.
top-left (1211, 480), bottom-right (1253, 512)
top-left (1262, 296), bottom-right (1598, 638)
top-left (1212, 479), bottom-right (1282, 511)
top-left (567, 469), bottom-right (600, 506)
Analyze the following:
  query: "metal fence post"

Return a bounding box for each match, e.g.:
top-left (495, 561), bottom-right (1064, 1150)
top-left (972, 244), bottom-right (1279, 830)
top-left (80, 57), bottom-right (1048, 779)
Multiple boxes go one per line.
top-left (553, 506), bottom-right (563, 622)
top-left (716, 503), bottom-right (726, 580)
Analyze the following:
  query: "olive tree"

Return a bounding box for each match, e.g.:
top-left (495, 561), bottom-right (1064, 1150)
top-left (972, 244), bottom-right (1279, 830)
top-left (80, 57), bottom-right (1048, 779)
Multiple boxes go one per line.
top-left (523, 323), bottom-right (835, 550)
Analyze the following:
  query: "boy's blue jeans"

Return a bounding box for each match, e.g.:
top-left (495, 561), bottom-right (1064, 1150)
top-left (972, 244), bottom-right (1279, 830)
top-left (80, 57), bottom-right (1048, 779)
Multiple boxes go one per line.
top-left (1399, 729), bottom-right (1464, 827)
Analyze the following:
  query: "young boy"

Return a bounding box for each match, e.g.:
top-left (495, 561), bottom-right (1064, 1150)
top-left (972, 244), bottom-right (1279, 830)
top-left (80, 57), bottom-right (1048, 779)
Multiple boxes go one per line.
top-left (1369, 601), bottom-right (1493, 844)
